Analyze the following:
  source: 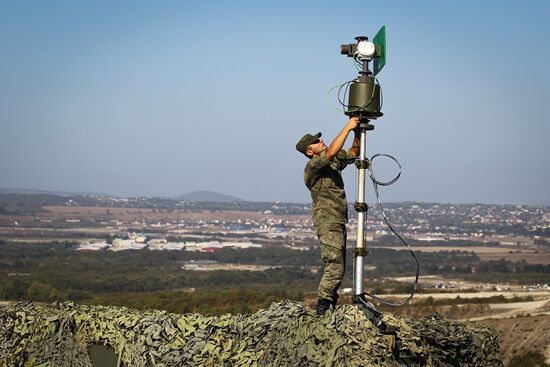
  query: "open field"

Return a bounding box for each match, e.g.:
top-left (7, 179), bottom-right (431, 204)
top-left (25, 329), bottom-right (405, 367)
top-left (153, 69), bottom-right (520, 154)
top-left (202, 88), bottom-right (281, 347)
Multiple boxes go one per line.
top-left (410, 291), bottom-right (550, 320)
top-left (380, 289), bottom-right (550, 300)
top-left (478, 251), bottom-right (550, 265)
top-left (397, 246), bottom-right (535, 254)
top-left (373, 245), bottom-right (550, 264)
top-left (42, 206), bottom-right (311, 222)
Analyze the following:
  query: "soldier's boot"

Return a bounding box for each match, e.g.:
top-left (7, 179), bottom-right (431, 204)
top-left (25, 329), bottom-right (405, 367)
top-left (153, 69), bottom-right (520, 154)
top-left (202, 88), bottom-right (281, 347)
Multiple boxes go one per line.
top-left (316, 298), bottom-right (333, 316)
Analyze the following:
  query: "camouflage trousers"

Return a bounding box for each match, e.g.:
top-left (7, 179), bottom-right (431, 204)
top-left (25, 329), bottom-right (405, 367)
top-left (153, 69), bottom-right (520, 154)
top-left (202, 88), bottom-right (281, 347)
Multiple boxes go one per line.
top-left (316, 223), bottom-right (347, 303)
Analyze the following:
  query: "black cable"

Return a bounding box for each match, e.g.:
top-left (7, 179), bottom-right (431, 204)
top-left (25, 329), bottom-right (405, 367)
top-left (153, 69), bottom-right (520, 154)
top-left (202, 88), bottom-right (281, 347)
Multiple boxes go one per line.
top-left (361, 76), bottom-right (381, 111)
top-left (360, 154), bottom-right (420, 307)
top-left (337, 80), bottom-right (354, 109)
top-left (343, 80), bottom-right (351, 108)
top-left (337, 82), bottom-right (348, 108)
top-left (379, 82), bottom-right (383, 110)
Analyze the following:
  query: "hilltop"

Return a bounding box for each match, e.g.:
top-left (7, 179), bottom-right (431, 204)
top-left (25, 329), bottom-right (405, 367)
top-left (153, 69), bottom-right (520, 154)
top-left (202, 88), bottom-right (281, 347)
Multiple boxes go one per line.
top-left (0, 300), bottom-right (502, 367)
top-left (175, 190), bottom-right (244, 202)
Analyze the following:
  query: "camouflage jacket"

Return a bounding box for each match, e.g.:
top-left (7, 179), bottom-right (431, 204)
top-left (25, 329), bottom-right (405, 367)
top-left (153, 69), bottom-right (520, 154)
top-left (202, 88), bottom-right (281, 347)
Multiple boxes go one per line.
top-left (304, 149), bottom-right (354, 227)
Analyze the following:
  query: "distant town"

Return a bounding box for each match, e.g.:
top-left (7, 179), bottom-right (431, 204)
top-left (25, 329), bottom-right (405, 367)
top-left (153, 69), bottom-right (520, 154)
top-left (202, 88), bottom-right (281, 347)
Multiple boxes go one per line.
top-left (0, 192), bottom-right (548, 256)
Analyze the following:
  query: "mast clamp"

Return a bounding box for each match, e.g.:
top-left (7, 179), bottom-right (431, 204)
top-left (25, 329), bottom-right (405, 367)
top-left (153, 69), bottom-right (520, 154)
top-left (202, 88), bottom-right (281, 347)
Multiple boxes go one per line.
top-left (355, 159), bottom-right (370, 169)
top-left (354, 202), bottom-right (369, 212)
top-left (353, 248), bottom-right (368, 257)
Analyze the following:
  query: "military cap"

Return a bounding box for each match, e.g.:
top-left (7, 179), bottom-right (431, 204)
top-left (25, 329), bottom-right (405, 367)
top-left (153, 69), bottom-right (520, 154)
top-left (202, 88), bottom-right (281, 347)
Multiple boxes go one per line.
top-left (296, 132), bottom-right (322, 156)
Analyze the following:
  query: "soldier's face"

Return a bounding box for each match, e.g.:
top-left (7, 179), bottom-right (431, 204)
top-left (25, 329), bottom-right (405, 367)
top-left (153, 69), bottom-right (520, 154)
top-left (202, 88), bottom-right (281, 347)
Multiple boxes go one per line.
top-left (307, 139), bottom-right (326, 156)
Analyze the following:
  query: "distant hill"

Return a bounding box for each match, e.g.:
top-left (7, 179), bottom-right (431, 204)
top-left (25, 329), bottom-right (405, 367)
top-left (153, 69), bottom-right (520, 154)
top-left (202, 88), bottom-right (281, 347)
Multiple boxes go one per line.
top-left (0, 188), bottom-right (243, 202)
top-left (176, 190), bottom-right (244, 202)
top-left (0, 188), bottom-right (109, 197)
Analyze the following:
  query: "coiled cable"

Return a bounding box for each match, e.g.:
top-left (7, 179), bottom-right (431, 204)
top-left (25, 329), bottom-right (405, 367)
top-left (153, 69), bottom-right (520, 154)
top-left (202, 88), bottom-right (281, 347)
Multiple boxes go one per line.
top-left (359, 153), bottom-right (420, 307)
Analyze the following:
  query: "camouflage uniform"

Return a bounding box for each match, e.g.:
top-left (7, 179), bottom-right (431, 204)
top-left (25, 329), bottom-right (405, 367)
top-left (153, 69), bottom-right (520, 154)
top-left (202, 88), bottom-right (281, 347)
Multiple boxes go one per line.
top-left (304, 149), bottom-right (353, 303)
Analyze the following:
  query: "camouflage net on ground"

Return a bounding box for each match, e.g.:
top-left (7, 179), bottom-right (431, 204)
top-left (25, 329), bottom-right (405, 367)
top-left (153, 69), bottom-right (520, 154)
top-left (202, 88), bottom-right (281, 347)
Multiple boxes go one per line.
top-left (0, 301), bottom-right (502, 367)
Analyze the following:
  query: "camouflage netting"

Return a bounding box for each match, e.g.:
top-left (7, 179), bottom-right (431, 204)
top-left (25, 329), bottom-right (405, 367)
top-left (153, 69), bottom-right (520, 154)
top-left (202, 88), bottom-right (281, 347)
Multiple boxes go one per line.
top-left (0, 301), bottom-right (503, 367)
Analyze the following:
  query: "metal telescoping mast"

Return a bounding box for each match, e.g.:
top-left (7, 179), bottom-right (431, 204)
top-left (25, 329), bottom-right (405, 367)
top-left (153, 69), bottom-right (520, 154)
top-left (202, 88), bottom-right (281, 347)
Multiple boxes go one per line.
top-left (353, 119), bottom-right (372, 298)
top-left (352, 52), bottom-right (376, 299)
top-left (353, 54), bottom-right (372, 298)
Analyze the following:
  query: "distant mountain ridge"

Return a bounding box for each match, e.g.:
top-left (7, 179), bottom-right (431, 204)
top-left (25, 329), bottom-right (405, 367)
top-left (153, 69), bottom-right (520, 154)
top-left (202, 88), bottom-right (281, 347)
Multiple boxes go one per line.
top-left (2, 188), bottom-right (545, 206)
top-left (0, 188), bottom-right (109, 197)
top-left (176, 190), bottom-right (244, 202)
top-left (0, 188), bottom-right (244, 202)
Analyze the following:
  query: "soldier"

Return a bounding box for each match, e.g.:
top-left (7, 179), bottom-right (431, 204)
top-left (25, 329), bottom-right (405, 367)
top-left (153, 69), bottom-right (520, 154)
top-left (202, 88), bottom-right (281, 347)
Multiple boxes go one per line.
top-left (296, 117), bottom-right (360, 315)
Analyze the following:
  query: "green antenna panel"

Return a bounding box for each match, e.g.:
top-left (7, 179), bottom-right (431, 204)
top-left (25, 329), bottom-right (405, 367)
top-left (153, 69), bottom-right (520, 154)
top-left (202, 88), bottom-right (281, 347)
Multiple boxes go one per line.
top-left (373, 26), bottom-right (386, 76)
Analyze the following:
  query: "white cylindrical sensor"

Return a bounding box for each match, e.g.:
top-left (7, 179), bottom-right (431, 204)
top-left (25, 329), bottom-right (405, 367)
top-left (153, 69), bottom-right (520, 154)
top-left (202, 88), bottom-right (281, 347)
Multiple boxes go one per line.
top-left (357, 41), bottom-right (376, 60)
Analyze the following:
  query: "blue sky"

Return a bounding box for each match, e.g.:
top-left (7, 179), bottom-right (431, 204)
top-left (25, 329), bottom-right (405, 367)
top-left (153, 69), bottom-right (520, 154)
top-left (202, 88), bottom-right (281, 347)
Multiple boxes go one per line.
top-left (1, 1), bottom-right (549, 204)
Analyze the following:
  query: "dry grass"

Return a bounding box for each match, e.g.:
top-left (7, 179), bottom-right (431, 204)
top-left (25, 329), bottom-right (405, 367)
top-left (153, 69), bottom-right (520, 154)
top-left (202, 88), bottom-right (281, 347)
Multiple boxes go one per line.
top-left (482, 315), bottom-right (550, 365)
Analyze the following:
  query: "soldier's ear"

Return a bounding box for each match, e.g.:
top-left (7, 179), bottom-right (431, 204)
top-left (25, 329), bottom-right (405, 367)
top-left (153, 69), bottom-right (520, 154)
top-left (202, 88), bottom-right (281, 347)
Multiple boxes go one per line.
top-left (306, 148), bottom-right (313, 157)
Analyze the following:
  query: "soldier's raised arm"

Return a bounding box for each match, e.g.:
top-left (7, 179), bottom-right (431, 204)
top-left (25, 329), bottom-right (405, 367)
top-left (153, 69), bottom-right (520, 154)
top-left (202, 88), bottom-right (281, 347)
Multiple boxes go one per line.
top-left (326, 117), bottom-right (360, 161)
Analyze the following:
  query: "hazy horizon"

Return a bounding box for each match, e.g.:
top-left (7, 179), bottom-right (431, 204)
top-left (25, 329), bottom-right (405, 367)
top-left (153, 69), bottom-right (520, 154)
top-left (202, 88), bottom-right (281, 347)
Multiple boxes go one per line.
top-left (1, 186), bottom-right (548, 206)
top-left (1, 1), bottom-right (549, 205)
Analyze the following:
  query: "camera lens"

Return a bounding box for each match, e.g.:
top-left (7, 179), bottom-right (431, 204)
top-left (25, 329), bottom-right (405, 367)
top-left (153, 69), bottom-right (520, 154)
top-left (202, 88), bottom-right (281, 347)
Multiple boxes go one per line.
top-left (340, 44), bottom-right (353, 55)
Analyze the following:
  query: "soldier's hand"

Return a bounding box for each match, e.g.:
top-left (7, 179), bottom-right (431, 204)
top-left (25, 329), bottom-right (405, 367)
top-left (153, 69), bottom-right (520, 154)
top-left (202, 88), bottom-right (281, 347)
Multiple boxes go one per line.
top-left (347, 117), bottom-right (360, 130)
